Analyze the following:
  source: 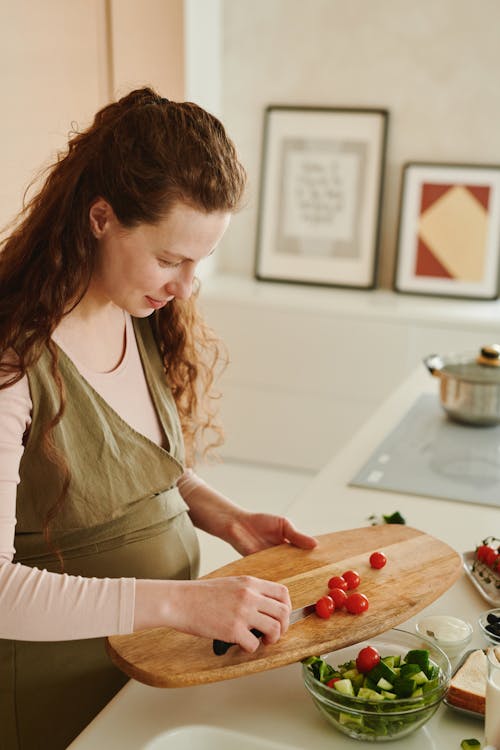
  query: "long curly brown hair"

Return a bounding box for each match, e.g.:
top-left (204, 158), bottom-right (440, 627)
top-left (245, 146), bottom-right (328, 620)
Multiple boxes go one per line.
top-left (0, 87), bottom-right (246, 560)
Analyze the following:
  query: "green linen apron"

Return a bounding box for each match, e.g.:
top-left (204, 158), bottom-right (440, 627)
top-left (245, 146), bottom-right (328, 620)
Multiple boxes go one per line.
top-left (0, 316), bottom-right (200, 750)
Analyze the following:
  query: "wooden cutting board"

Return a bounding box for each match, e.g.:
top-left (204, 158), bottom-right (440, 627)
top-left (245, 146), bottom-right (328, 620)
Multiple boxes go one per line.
top-left (106, 525), bottom-right (461, 688)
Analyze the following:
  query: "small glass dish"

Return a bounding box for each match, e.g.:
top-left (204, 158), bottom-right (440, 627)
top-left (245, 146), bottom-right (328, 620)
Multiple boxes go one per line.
top-left (478, 608), bottom-right (500, 644)
top-left (415, 616), bottom-right (473, 661)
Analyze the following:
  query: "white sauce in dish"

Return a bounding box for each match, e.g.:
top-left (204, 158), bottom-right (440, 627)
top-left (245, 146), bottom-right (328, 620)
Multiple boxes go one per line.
top-left (417, 616), bottom-right (472, 644)
top-left (416, 616), bottom-right (472, 659)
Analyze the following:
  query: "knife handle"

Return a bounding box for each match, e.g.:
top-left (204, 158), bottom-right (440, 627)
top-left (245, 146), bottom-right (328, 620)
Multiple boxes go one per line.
top-left (212, 628), bottom-right (264, 656)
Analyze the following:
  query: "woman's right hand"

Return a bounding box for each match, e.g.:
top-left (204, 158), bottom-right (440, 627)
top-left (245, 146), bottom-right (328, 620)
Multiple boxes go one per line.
top-left (134, 576), bottom-right (291, 653)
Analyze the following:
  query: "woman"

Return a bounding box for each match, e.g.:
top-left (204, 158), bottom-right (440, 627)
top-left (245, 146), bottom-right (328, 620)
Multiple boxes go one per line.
top-left (0, 88), bottom-right (317, 749)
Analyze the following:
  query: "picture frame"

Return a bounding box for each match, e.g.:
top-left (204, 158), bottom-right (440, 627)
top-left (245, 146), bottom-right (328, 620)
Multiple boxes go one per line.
top-left (254, 106), bottom-right (388, 289)
top-left (394, 162), bottom-right (500, 300)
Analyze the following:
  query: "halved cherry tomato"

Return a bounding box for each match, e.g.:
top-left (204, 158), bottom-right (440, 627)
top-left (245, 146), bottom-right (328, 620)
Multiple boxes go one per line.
top-left (356, 645), bottom-right (381, 673)
top-left (369, 551), bottom-right (387, 569)
top-left (345, 592), bottom-right (369, 614)
top-left (315, 595), bottom-right (335, 619)
top-left (328, 575), bottom-right (348, 591)
top-left (328, 587), bottom-right (348, 609)
top-left (342, 570), bottom-right (361, 590)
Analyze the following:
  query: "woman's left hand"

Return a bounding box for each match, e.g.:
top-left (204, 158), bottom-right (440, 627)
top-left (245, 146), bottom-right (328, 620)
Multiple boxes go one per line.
top-left (226, 511), bottom-right (318, 556)
top-left (178, 470), bottom-right (318, 556)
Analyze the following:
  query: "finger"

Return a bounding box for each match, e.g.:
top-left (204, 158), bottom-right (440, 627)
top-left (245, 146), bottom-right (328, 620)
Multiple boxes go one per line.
top-left (252, 611), bottom-right (286, 645)
top-left (281, 518), bottom-right (318, 549)
top-left (257, 579), bottom-right (292, 609)
top-left (258, 597), bottom-right (291, 633)
top-left (237, 627), bottom-right (264, 653)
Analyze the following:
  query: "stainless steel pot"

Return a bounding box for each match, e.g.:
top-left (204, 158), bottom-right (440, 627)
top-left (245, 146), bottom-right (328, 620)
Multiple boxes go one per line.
top-left (424, 345), bottom-right (500, 426)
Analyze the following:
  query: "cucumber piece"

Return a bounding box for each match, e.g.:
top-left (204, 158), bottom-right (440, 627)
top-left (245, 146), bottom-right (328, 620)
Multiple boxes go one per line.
top-left (404, 649), bottom-right (430, 674)
top-left (377, 677), bottom-right (394, 691)
top-left (426, 663), bottom-right (440, 680)
top-left (333, 678), bottom-right (355, 697)
top-left (357, 687), bottom-right (385, 701)
top-left (393, 676), bottom-right (416, 698)
top-left (460, 741), bottom-right (480, 750)
top-left (412, 670), bottom-right (429, 686)
top-left (351, 673), bottom-right (364, 691)
top-left (399, 663), bottom-right (421, 678)
top-left (363, 676), bottom-right (378, 691)
top-left (339, 712), bottom-right (364, 727)
top-left (381, 654), bottom-right (401, 669)
top-left (411, 687), bottom-right (423, 698)
top-left (367, 660), bottom-right (398, 684)
top-left (342, 668), bottom-right (360, 681)
top-left (381, 690), bottom-right (397, 699)
top-left (381, 655), bottom-right (396, 668)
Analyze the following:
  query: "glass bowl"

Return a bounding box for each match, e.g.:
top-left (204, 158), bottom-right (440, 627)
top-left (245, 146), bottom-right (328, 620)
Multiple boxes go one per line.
top-left (302, 628), bottom-right (451, 742)
top-left (478, 608), bottom-right (500, 644)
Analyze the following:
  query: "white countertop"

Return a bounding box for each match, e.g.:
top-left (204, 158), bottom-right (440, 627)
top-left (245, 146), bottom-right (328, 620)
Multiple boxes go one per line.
top-left (69, 368), bottom-right (496, 749)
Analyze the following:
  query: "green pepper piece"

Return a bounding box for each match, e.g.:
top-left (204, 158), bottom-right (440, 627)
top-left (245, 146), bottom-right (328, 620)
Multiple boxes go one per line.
top-left (382, 511), bottom-right (406, 525)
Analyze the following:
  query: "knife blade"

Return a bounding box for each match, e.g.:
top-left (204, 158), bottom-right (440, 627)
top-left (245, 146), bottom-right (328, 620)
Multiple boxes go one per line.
top-left (212, 602), bottom-right (316, 656)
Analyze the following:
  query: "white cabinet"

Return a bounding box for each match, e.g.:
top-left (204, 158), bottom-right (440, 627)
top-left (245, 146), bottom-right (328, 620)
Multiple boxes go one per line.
top-left (201, 275), bottom-right (500, 470)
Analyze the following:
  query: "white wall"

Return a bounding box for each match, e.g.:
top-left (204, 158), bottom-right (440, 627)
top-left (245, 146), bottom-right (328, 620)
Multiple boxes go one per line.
top-left (217, 0), bottom-right (500, 289)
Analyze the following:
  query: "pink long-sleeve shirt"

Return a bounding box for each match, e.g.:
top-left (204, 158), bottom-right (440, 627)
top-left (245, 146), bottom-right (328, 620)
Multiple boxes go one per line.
top-left (0, 313), bottom-right (204, 641)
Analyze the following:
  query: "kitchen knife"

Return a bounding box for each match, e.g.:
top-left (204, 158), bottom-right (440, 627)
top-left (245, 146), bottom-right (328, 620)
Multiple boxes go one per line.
top-left (212, 602), bottom-right (316, 656)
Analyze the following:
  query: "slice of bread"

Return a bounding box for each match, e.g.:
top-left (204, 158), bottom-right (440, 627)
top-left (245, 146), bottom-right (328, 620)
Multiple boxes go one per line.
top-left (446, 649), bottom-right (487, 714)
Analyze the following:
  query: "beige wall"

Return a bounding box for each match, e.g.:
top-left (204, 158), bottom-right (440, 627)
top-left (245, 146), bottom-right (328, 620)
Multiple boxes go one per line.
top-left (218, 0), bottom-right (500, 288)
top-left (0, 0), bottom-right (184, 235)
top-left (109, 0), bottom-right (184, 100)
top-left (0, 0), bottom-right (107, 234)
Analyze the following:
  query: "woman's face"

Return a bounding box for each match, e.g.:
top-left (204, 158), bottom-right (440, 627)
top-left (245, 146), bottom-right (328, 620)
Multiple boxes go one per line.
top-left (89, 199), bottom-right (231, 316)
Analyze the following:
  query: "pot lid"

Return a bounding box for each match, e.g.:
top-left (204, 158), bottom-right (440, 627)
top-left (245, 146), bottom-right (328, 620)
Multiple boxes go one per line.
top-left (433, 345), bottom-right (500, 384)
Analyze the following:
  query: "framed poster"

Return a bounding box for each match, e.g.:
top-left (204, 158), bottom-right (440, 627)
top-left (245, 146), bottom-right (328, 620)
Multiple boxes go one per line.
top-left (394, 162), bottom-right (500, 299)
top-left (254, 106), bottom-right (388, 289)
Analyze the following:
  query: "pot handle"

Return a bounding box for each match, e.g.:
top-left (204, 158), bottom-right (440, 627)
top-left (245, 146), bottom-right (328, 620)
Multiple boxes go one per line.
top-left (423, 354), bottom-right (443, 377)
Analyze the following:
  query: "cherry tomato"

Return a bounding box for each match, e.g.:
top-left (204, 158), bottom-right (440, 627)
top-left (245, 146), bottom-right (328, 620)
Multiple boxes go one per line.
top-left (345, 592), bottom-right (369, 614)
top-left (485, 548), bottom-right (499, 567)
top-left (476, 545), bottom-right (489, 562)
top-left (326, 677), bottom-right (341, 688)
top-left (328, 587), bottom-right (348, 609)
top-left (477, 545), bottom-right (498, 566)
top-left (369, 551), bottom-right (387, 569)
top-left (342, 570), bottom-right (361, 590)
top-left (315, 595), bottom-right (335, 619)
top-left (328, 575), bottom-right (348, 591)
top-left (355, 645), bottom-right (381, 674)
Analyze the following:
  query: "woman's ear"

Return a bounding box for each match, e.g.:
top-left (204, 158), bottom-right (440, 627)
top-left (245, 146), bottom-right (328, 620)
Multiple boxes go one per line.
top-left (89, 198), bottom-right (114, 238)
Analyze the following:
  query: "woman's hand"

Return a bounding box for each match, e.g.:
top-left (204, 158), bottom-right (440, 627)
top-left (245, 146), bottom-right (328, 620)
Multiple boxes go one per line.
top-left (224, 511), bottom-right (318, 556)
top-left (134, 575), bottom-right (291, 652)
top-left (177, 470), bottom-right (318, 556)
